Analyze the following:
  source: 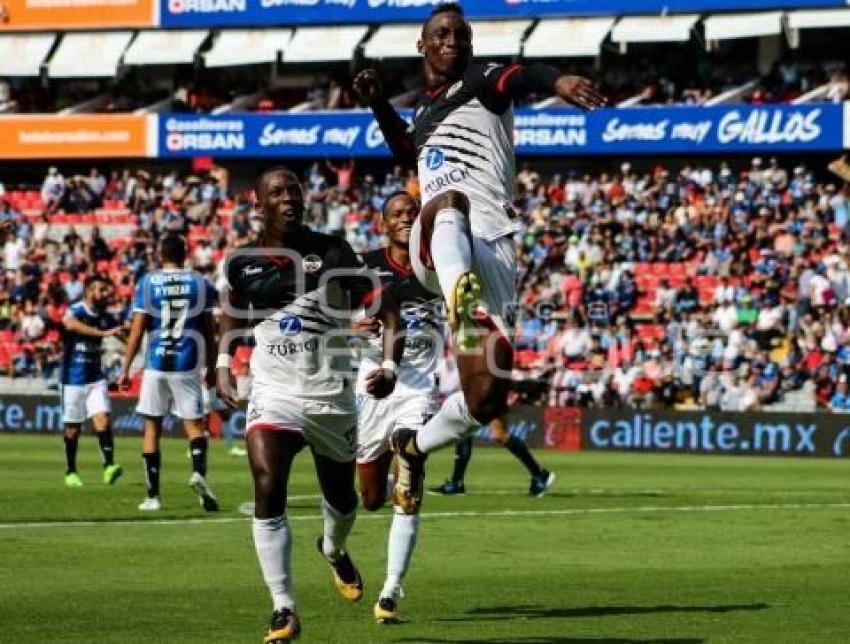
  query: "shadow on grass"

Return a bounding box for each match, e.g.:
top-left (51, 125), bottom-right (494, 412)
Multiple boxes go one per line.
top-left (392, 637), bottom-right (703, 643)
top-left (435, 602), bottom-right (769, 622)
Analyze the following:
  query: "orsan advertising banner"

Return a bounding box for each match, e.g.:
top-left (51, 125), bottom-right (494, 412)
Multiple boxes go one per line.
top-left (0, 0), bottom-right (155, 30)
top-left (0, 115), bottom-right (154, 160)
top-left (160, 0), bottom-right (844, 29)
top-left (582, 409), bottom-right (850, 458)
top-left (158, 103), bottom-right (845, 159)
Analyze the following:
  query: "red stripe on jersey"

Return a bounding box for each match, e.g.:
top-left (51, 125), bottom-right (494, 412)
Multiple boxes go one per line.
top-left (426, 82), bottom-right (449, 100)
top-left (262, 253), bottom-right (292, 268)
top-left (359, 284), bottom-right (386, 309)
top-left (496, 64), bottom-right (522, 95)
top-left (385, 248), bottom-right (413, 277)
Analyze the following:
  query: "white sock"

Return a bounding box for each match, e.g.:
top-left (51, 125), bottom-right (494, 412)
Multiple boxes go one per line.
top-left (415, 392), bottom-right (478, 454)
top-left (431, 208), bottom-right (473, 304)
top-left (321, 498), bottom-right (356, 560)
top-left (380, 506), bottom-right (420, 600)
top-left (252, 515), bottom-right (295, 611)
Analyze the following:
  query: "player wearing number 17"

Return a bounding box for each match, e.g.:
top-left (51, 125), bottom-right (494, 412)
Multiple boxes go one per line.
top-left (120, 234), bottom-right (220, 512)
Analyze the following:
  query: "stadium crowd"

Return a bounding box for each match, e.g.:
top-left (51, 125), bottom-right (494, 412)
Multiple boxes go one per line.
top-left (1, 156), bottom-right (850, 412)
top-left (2, 52), bottom-right (847, 114)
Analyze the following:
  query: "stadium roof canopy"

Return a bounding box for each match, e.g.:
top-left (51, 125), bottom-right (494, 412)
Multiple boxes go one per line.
top-left (124, 30), bottom-right (209, 66)
top-left (204, 29), bottom-right (293, 67)
top-left (283, 25), bottom-right (368, 63)
top-left (611, 15), bottom-right (700, 43)
top-left (787, 8), bottom-right (850, 30)
top-left (703, 11), bottom-right (783, 41)
top-left (47, 31), bottom-right (133, 78)
top-left (364, 19), bottom-right (530, 59)
top-left (522, 17), bottom-right (615, 57)
top-left (0, 34), bottom-right (56, 77)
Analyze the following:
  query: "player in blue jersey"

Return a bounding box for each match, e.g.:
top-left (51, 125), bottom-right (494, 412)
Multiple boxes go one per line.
top-left (60, 275), bottom-right (125, 488)
top-left (120, 234), bottom-right (219, 512)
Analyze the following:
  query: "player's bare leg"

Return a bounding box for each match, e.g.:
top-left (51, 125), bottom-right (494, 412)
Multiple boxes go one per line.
top-left (184, 417), bottom-right (218, 512)
top-left (313, 449), bottom-right (363, 603)
top-left (91, 412), bottom-right (122, 485)
top-left (63, 423), bottom-right (83, 487)
top-left (248, 429), bottom-right (303, 642)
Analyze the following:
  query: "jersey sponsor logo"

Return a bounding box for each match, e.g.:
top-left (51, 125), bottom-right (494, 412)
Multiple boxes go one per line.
top-left (242, 265), bottom-right (263, 277)
top-left (278, 315), bottom-right (303, 335)
top-left (265, 338), bottom-right (320, 357)
top-left (425, 147), bottom-right (445, 171)
top-left (302, 254), bottom-right (323, 273)
top-left (422, 166), bottom-right (470, 198)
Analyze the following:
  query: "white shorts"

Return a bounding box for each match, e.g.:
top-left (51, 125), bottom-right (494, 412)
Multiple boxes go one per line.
top-left (136, 370), bottom-right (204, 420)
top-left (410, 218), bottom-right (517, 340)
top-left (62, 379), bottom-right (110, 424)
top-left (246, 384), bottom-right (357, 463)
top-left (356, 390), bottom-right (436, 464)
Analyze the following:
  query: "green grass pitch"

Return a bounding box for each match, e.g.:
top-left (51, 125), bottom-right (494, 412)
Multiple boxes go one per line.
top-left (1, 434), bottom-right (849, 643)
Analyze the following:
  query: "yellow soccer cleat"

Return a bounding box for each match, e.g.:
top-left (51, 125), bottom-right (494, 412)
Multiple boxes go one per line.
top-left (389, 428), bottom-right (425, 515)
top-left (316, 538), bottom-right (363, 602)
top-left (374, 597), bottom-right (400, 624)
top-left (448, 271), bottom-right (483, 352)
top-left (263, 608), bottom-right (300, 642)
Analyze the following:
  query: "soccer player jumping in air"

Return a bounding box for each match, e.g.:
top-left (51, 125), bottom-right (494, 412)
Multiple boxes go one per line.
top-left (354, 3), bottom-right (605, 512)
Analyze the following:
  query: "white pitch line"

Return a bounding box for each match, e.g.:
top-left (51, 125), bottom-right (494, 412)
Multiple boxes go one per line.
top-left (1, 502), bottom-right (849, 530)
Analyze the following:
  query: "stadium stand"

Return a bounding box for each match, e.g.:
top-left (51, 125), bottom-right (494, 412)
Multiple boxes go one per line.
top-left (1, 157), bottom-right (849, 413)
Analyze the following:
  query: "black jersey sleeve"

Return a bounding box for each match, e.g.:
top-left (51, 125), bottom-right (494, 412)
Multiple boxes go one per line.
top-left (371, 99), bottom-right (417, 170)
top-left (472, 62), bottom-right (561, 114)
top-left (331, 239), bottom-right (379, 309)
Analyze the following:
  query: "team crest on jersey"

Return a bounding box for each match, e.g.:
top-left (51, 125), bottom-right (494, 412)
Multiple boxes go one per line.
top-left (425, 148), bottom-right (445, 171)
top-left (278, 315), bottom-right (303, 335)
top-left (302, 254), bottom-right (323, 273)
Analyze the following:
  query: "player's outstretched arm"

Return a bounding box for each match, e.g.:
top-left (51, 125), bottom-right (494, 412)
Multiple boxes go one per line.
top-left (488, 63), bottom-right (606, 111)
top-left (215, 286), bottom-right (247, 409)
top-left (118, 311), bottom-right (148, 389)
top-left (353, 69), bottom-right (417, 169)
top-left (364, 289), bottom-right (404, 399)
top-left (62, 313), bottom-right (122, 339)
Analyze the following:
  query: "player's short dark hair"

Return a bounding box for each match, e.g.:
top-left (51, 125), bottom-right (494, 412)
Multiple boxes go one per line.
top-left (381, 190), bottom-right (419, 219)
top-left (84, 274), bottom-right (111, 290)
top-left (159, 233), bottom-right (187, 265)
top-left (256, 166), bottom-right (300, 200)
top-left (430, 2), bottom-right (463, 17)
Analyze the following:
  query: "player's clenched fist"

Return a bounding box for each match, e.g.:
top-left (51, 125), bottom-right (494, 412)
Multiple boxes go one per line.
top-left (364, 367), bottom-right (396, 399)
top-left (352, 69), bottom-right (383, 105)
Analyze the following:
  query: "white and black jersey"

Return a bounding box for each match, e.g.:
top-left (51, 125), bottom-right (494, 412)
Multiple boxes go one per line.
top-left (411, 63), bottom-right (519, 241)
top-left (226, 233), bottom-right (373, 402)
top-left (356, 248), bottom-right (444, 394)
top-left (372, 63), bottom-right (561, 242)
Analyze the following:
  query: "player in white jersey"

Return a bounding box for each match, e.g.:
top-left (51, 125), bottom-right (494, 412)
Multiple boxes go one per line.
top-left (215, 167), bottom-right (403, 643)
top-left (354, 2), bottom-right (604, 512)
top-left (353, 191), bottom-right (442, 624)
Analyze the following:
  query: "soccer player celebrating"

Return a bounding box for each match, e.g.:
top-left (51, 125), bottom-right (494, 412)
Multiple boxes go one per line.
top-left (60, 275), bottom-right (125, 488)
top-left (215, 167), bottom-right (403, 642)
top-left (120, 234), bottom-right (219, 512)
top-left (353, 191), bottom-right (443, 623)
top-left (353, 2), bottom-right (603, 512)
